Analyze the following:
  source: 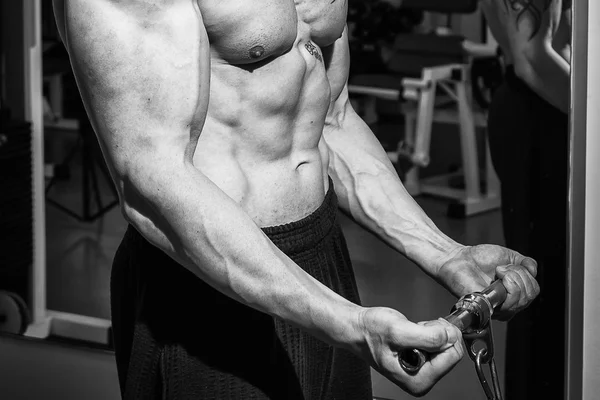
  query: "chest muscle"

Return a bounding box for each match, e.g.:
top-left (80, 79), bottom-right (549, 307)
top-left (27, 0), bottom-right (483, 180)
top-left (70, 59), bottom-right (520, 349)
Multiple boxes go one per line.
top-left (199, 0), bottom-right (346, 65)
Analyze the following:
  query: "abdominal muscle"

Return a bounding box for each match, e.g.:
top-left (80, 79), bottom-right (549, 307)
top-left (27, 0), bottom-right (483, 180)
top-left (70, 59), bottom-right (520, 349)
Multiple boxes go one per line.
top-left (191, 42), bottom-right (333, 228)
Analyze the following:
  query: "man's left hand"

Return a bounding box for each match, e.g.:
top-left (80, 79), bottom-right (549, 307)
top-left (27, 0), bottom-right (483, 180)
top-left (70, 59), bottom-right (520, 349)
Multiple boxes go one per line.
top-left (436, 244), bottom-right (540, 321)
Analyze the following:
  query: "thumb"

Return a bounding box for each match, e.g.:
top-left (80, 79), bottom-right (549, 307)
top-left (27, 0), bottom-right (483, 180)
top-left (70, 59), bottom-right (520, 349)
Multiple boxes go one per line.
top-left (520, 257), bottom-right (538, 277)
top-left (403, 319), bottom-right (462, 352)
top-left (510, 251), bottom-right (538, 277)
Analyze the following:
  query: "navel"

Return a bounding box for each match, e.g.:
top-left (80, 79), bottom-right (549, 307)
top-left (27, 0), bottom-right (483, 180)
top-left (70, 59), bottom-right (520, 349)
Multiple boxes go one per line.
top-left (249, 45), bottom-right (265, 59)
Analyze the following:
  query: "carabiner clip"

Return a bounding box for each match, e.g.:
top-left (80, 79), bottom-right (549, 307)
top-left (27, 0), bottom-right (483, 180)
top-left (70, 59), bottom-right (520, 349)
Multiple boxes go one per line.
top-left (463, 322), bottom-right (503, 400)
top-left (463, 323), bottom-right (495, 364)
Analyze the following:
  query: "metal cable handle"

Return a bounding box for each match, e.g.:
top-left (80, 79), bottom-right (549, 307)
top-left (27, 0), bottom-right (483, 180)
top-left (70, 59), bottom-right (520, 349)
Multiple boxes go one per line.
top-left (398, 279), bottom-right (508, 374)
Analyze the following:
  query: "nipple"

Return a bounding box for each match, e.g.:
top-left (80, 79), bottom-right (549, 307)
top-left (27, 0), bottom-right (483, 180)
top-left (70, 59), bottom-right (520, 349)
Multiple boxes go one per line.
top-left (249, 45), bottom-right (265, 59)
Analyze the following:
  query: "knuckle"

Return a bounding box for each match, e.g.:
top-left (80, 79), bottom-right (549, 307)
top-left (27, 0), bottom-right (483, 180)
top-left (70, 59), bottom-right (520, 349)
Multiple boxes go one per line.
top-left (451, 346), bottom-right (463, 364)
top-left (529, 289), bottom-right (538, 301)
top-left (452, 353), bottom-right (463, 367)
top-left (520, 268), bottom-right (534, 282)
top-left (505, 272), bottom-right (522, 288)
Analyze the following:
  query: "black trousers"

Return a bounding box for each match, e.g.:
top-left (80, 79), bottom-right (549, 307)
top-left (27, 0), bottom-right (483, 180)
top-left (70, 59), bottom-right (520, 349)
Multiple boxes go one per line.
top-left (487, 66), bottom-right (569, 400)
top-left (110, 181), bottom-right (373, 399)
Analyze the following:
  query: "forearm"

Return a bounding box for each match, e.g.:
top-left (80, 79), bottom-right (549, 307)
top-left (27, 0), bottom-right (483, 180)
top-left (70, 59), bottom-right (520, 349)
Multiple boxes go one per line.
top-left (123, 156), bottom-right (362, 351)
top-left (515, 43), bottom-right (570, 113)
top-left (324, 110), bottom-right (462, 277)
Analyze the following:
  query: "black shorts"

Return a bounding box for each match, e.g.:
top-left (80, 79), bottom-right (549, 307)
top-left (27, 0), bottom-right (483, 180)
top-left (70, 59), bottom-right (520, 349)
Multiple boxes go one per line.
top-left (110, 180), bottom-right (373, 399)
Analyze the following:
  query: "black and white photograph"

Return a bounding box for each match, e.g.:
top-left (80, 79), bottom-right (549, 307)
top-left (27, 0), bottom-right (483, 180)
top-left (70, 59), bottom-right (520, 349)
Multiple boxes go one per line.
top-left (0, 1), bottom-right (597, 399)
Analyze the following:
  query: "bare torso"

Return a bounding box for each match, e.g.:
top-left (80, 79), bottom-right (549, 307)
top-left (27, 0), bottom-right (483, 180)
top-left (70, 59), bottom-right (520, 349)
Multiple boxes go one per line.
top-left (189, 0), bottom-right (347, 226)
top-left (53, 0), bottom-right (348, 227)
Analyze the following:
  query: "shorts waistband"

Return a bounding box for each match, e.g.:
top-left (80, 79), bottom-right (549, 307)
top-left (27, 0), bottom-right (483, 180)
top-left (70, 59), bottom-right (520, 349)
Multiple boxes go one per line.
top-left (125, 178), bottom-right (339, 257)
top-left (504, 65), bottom-right (531, 92)
top-left (261, 178), bottom-right (338, 255)
top-left (503, 64), bottom-right (568, 115)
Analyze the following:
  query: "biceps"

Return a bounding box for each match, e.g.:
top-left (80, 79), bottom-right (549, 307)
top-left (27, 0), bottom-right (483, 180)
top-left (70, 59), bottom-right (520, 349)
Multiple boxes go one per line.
top-left (63, 0), bottom-right (210, 173)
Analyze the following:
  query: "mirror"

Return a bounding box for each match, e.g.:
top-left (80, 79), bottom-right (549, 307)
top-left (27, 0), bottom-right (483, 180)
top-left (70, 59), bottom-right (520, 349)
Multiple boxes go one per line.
top-left (1, 0), bottom-right (117, 348)
top-left (1, 1), bottom-right (587, 400)
top-left (1, 0), bottom-right (44, 336)
top-left (39, 0), bottom-right (117, 345)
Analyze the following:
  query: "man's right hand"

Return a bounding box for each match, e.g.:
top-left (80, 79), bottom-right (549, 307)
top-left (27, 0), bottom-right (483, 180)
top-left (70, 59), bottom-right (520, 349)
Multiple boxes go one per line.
top-left (356, 307), bottom-right (464, 397)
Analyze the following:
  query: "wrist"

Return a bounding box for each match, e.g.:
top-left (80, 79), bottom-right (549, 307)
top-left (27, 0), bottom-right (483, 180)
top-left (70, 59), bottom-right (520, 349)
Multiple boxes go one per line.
top-left (405, 228), bottom-right (465, 277)
top-left (330, 303), bottom-right (368, 355)
top-left (430, 241), bottom-right (467, 277)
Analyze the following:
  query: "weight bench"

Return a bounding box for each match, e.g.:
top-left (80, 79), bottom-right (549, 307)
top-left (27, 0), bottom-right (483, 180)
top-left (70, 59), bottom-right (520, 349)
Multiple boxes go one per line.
top-left (348, 0), bottom-right (501, 218)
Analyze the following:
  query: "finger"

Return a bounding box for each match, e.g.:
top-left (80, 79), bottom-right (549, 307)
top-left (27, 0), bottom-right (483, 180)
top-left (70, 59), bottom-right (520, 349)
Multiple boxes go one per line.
top-left (393, 319), bottom-right (462, 352)
top-left (510, 252), bottom-right (538, 277)
top-left (386, 321), bottom-right (464, 396)
top-left (428, 337), bottom-right (464, 372)
top-left (512, 266), bottom-right (540, 306)
top-left (497, 265), bottom-right (534, 301)
top-left (495, 266), bottom-right (526, 313)
top-left (521, 257), bottom-right (538, 277)
top-left (413, 335), bottom-right (464, 394)
top-left (497, 265), bottom-right (540, 312)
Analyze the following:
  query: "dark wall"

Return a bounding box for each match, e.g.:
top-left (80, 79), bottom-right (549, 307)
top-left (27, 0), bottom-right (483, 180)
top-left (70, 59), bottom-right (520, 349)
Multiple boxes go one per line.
top-left (1, 2), bottom-right (26, 120)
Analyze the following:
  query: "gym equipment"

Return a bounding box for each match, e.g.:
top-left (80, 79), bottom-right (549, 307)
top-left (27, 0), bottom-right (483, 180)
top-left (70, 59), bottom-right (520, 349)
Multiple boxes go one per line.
top-left (399, 279), bottom-right (507, 400)
top-left (348, 1), bottom-right (423, 46)
top-left (0, 119), bottom-right (34, 336)
top-left (348, 0), bottom-right (501, 218)
top-left (0, 290), bottom-right (31, 335)
top-left (45, 115), bottom-right (120, 223)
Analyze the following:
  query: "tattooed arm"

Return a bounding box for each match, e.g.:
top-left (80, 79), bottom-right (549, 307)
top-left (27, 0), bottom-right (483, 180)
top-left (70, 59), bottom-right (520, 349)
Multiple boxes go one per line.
top-left (484, 0), bottom-right (571, 113)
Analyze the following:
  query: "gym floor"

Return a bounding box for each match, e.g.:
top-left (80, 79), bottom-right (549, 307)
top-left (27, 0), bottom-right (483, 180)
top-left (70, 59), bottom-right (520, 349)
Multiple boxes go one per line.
top-left (44, 113), bottom-right (506, 400)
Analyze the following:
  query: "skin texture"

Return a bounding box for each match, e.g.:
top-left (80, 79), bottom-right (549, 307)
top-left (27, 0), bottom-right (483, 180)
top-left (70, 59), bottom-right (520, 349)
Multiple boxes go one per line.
top-left (53, 0), bottom-right (539, 395)
top-left (480, 0), bottom-right (571, 112)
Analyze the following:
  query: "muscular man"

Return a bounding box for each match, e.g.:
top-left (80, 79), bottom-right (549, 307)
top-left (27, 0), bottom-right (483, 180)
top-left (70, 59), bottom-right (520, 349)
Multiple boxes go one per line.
top-left (53, 1), bottom-right (539, 398)
top-left (479, 0), bottom-right (571, 399)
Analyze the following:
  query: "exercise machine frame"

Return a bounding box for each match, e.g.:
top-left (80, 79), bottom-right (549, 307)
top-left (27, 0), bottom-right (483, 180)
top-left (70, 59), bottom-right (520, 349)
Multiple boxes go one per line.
top-left (21, 0), bottom-right (113, 346)
top-left (349, 57), bottom-right (500, 217)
